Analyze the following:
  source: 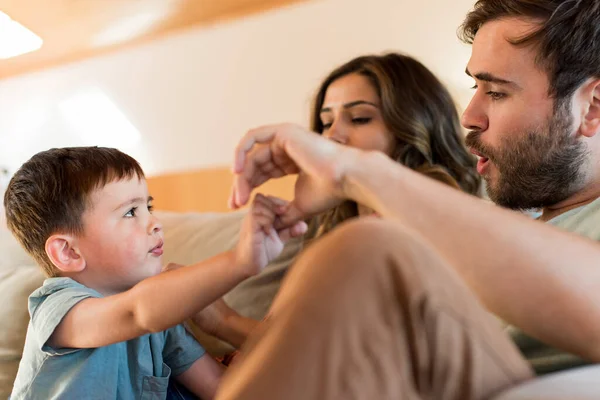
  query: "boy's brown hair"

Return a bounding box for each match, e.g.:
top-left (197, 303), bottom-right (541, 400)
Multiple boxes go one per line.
top-left (3, 147), bottom-right (145, 277)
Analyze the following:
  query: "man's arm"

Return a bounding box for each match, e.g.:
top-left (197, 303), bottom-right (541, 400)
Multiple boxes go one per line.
top-left (344, 150), bottom-right (600, 361)
top-left (230, 123), bottom-right (600, 362)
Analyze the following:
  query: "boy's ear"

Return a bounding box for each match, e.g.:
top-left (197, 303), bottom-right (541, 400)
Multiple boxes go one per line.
top-left (579, 79), bottom-right (600, 138)
top-left (45, 234), bottom-right (86, 273)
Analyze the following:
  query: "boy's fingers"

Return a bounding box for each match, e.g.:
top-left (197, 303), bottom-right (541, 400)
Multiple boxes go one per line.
top-left (291, 221), bottom-right (308, 237)
top-left (273, 202), bottom-right (306, 230)
top-left (252, 209), bottom-right (279, 235)
top-left (252, 195), bottom-right (277, 218)
top-left (253, 193), bottom-right (281, 208)
top-left (250, 193), bottom-right (291, 218)
top-left (277, 221), bottom-right (308, 242)
top-left (265, 195), bottom-right (289, 208)
top-left (277, 227), bottom-right (293, 243)
top-left (252, 207), bottom-right (276, 225)
top-left (252, 194), bottom-right (284, 218)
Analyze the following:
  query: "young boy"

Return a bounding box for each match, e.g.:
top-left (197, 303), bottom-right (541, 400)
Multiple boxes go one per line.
top-left (4, 147), bottom-right (307, 400)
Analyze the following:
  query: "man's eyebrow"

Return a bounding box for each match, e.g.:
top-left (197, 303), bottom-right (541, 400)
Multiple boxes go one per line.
top-left (466, 68), bottom-right (521, 89)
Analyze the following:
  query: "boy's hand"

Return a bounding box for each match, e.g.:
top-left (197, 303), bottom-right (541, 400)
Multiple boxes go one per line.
top-left (235, 193), bottom-right (307, 277)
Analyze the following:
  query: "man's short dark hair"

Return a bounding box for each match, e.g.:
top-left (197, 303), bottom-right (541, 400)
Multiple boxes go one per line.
top-left (460, 0), bottom-right (600, 101)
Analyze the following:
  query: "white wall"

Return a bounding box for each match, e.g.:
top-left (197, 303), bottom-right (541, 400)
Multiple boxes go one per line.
top-left (0, 0), bottom-right (477, 176)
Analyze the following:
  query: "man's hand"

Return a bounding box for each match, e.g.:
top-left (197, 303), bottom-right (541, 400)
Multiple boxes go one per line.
top-left (235, 193), bottom-right (307, 277)
top-left (229, 123), bottom-right (361, 226)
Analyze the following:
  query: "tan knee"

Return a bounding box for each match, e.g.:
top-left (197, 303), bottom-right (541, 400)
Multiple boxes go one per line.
top-left (302, 218), bottom-right (430, 275)
top-left (288, 217), bottom-right (465, 303)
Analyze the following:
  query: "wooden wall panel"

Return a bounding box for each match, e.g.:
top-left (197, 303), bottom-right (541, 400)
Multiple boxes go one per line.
top-left (146, 166), bottom-right (296, 213)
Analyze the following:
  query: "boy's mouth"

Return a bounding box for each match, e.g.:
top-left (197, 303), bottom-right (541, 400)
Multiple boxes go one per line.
top-left (149, 241), bottom-right (164, 256)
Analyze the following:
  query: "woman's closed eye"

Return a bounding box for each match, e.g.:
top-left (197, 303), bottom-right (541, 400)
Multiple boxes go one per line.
top-left (321, 117), bottom-right (372, 130)
top-left (352, 117), bottom-right (372, 125)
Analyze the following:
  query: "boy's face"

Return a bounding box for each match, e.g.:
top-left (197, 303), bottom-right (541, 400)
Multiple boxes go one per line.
top-left (76, 177), bottom-right (164, 295)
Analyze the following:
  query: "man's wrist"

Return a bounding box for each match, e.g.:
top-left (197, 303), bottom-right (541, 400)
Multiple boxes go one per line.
top-left (342, 150), bottom-right (395, 209)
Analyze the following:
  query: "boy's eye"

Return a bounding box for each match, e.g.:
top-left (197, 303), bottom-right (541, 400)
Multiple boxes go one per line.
top-left (148, 204), bottom-right (154, 213)
top-left (124, 207), bottom-right (137, 218)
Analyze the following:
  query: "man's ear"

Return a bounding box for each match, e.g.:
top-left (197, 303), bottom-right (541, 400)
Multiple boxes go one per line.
top-left (579, 79), bottom-right (600, 138)
top-left (45, 234), bottom-right (86, 273)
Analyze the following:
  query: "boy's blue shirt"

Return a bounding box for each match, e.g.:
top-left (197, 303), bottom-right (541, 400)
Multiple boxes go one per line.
top-left (10, 277), bottom-right (205, 400)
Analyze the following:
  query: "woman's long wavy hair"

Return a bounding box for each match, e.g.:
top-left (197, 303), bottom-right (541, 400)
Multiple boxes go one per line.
top-left (307, 53), bottom-right (481, 240)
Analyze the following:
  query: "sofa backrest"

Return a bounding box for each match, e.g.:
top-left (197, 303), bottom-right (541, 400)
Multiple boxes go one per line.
top-left (0, 225), bottom-right (45, 400)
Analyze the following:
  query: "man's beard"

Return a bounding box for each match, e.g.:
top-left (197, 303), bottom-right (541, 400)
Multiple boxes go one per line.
top-left (465, 102), bottom-right (588, 210)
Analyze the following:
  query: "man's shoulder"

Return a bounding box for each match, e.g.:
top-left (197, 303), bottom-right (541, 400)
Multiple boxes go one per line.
top-left (547, 197), bottom-right (600, 240)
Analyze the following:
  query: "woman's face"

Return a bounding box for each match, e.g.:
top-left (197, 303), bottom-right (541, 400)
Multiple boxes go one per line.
top-left (319, 73), bottom-right (394, 155)
top-left (320, 73), bottom-right (393, 217)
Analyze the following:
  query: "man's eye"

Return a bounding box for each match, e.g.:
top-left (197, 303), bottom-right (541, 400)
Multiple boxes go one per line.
top-left (487, 91), bottom-right (505, 101)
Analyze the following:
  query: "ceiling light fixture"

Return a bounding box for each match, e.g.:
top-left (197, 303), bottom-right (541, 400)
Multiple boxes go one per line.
top-left (0, 11), bottom-right (43, 59)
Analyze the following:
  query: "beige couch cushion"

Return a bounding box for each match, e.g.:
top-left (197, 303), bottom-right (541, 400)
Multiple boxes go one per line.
top-left (0, 225), bottom-right (45, 399)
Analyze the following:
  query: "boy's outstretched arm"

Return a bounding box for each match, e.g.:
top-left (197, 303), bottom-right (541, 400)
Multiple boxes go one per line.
top-left (49, 194), bottom-right (306, 350)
